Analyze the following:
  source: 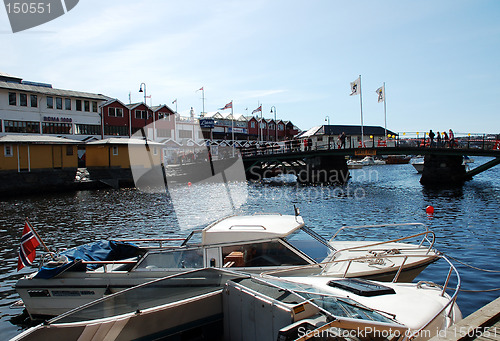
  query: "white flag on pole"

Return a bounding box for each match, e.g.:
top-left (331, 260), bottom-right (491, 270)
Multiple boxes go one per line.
top-left (376, 85), bottom-right (385, 103)
top-left (350, 77), bottom-right (360, 96)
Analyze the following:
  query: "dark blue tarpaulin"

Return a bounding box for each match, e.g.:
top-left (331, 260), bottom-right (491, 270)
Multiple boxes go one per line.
top-left (35, 240), bottom-right (139, 279)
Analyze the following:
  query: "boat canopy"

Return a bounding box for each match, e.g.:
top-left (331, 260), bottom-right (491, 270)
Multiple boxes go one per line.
top-left (202, 215), bottom-right (304, 245)
top-left (34, 240), bottom-right (140, 279)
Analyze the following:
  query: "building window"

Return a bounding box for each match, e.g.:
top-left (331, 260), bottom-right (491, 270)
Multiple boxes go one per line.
top-left (157, 129), bottom-right (171, 138)
top-left (4, 145), bottom-right (13, 157)
top-left (250, 121), bottom-right (255, 128)
top-left (9, 92), bottom-right (16, 106)
top-left (4, 120), bottom-right (40, 133)
top-left (278, 124), bottom-right (284, 131)
top-left (108, 107), bottom-right (124, 117)
top-left (84, 100), bottom-right (90, 112)
top-left (112, 146), bottom-right (119, 156)
top-left (135, 110), bottom-right (146, 119)
top-left (47, 96), bottom-right (53, 109)
top-left (56, 97), bottom-right (63, 110)
top-left (104, 125), bottom-right (128, 136)
top-left (75, 124), bottom-right (101, 135)
top-left (65, 98), bottom-right (71, 110)
top-left (92, 101), bottom-right (97, 112)
top-left (179, 130), bottom-right (192, 138)
top-left (20, 93), bottom-right (27, 106)
top-left (30, 94), bottom-right (38, 107)
top-left (76, 99), bottom-right (82, 111)
top-left (66, 145), bottom-right (74, 156)
top-left (42, 122), bottom-right (72, 134)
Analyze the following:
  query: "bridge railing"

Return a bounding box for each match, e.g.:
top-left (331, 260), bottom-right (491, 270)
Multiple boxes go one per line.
top-left (238, 133), bottom-right (500, 157)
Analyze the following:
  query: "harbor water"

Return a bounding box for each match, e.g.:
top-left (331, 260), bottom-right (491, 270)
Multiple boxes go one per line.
top-left (1, 157), bottom-right (499, 339)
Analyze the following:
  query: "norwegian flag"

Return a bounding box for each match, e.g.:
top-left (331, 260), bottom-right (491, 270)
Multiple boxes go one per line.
top-left (17, 221), bottom-right (41, 271)
top-left (252, 105), bottom-right (262, 114)
top-left (219, 101), bottom-right (232, 110)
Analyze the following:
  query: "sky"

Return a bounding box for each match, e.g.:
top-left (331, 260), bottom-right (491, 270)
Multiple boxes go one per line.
top-left (1, 0), bottom-right (499, 135)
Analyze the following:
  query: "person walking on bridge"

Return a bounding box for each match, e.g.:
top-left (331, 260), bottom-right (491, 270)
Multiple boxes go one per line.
top-left (436, 131), bottom-right (441, 147)
top-left (339, 132), bottom-right (346, 149)
top-left (443, 131), bottom-right (449, 147)
top-left (428, 129), bottom-right (435, 147)
top-left (448, 129), bottom-right (455, 148)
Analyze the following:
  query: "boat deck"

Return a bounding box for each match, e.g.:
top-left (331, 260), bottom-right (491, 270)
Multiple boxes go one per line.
top-left (430, 296), bottom-right (500, 341)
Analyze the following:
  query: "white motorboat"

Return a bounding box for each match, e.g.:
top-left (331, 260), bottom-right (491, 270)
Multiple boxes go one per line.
top-left (411, 156), bottom-right (425, 173)
top-left (15, 214), bottom-right (439, 318)
top-left (11, 259), bottom-right (461, 341)
top-left (348, 156), bottom-right (386, 167)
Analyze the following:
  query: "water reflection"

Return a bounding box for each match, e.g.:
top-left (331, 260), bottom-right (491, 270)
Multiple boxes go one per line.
top-left (0, 158), bottom-right (499, 338)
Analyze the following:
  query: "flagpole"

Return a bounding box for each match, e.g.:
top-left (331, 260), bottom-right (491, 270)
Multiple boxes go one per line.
top-left (359, 75), bottom-right (364, 146)
top-left (383, 82), bottom-right (387, 140)
top-left (231, 101), bottom-right (235, 157)
top-left (25, 217), bottom-right (50, 253)
top-left (202, 88), bottom-right (205, 115)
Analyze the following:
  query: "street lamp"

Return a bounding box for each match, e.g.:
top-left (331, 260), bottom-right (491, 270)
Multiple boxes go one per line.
top-left (270, 106), bottom-right (277, 142)
top-left (325, 116), bottom-right (330, 125)
top-left (139, 82), bottom-right (147, 127)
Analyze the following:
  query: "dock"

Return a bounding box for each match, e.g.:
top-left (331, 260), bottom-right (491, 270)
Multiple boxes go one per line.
top-left (430, 296), bottom-right (500, 341)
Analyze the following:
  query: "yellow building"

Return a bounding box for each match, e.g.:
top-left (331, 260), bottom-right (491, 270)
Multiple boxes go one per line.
top-left (0, 135), bottom-right (79, 172)
top-left (85, 138), bottom-right (164, 187)
top-left (0, 135), bottom-right (80, 196)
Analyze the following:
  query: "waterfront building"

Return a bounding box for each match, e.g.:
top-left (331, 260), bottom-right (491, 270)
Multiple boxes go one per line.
top-left (0, 71), bottom-right (301, 145)
top-left (0, 72), bottom-right (108, 141)
top-left (0, 135), bottom-right (80, 195)
top-left (85, 137), bottom-right (164, 187)
top-left (297, 124), bottom-right (397, 149)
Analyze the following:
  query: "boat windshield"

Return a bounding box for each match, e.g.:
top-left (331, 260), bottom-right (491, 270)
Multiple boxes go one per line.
top-left (284, 227), bottom-right (334, 263)
top-left (237, 277), bottom-right (395, 324)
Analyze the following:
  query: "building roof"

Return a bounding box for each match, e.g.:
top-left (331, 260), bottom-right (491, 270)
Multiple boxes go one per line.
top-left (322, 125), bottom-right (397, 136)
top-left (202, 214), bottom-right (305, 245)
top-left (0, 71), bottom-right (22, 82)
top-left (0, 135), bottom-right (81, 144)
top-left (298, 125), bottom-right (397, 138)
top-left (125, 102), bottom-right (149, 110)
top-left (0, 81), bottom-right (109, 101)
top-left (100, 98), bottom-right (128, 108)
top-left (151, 104), bottom-right (175, 113)
top-left (296, 126), bottom-right (322, 138)
top-left (87, 137), bottom-right (163, 146)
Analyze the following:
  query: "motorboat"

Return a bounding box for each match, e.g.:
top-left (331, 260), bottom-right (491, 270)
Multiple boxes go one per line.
top-left (411, 156), bottom-right (425, 173)
top-left (15, 214), bottom-right (439, 318)
top-left (348, 156), bottom-right (386, 167)
top-left (11, 259), bottom-right (462, 341)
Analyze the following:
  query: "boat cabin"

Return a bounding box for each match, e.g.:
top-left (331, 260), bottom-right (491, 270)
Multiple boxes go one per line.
top-left (134, 214), bottom-right (334, 272)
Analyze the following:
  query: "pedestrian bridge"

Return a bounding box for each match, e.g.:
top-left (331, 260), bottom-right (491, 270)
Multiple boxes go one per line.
top-left (240, 137), bottom-right (500, 185)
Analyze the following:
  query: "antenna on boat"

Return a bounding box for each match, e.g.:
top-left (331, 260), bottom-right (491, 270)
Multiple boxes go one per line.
top-left (293, 205), bottom-right (300, 217)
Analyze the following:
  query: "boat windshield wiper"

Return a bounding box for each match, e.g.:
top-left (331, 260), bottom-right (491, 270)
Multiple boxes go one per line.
top-left (302, 226), bottom-right (336, 252)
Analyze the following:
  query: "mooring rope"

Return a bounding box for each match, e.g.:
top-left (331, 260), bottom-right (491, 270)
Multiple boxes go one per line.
top-left (445, 253), bottom-right (500, 273)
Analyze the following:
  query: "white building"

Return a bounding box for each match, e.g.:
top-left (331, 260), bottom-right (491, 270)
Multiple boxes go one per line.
top-left (0, 72), bottom-right (109, 141)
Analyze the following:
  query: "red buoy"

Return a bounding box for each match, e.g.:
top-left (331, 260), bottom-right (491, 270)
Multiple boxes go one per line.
top-left (425, 205), bottom-right (434, 214)
top-left (188, 182), bottom-right (192, 186)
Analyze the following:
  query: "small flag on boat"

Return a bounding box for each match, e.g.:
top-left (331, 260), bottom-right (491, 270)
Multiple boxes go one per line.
top-left (197, 87), bottom-right (204, 91)
top-left (172, 99), bottom-right (177, 104)
top-left (17, 220), bottom-right (41, 271)
top-left (376, 85), bottom-right (385, 103)
top-left (252, 105), bottom-right (262, 114)
top-left (350, 77), bottom-right (360, 96)
top-left (219, 101), bottom-right (233, 110)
